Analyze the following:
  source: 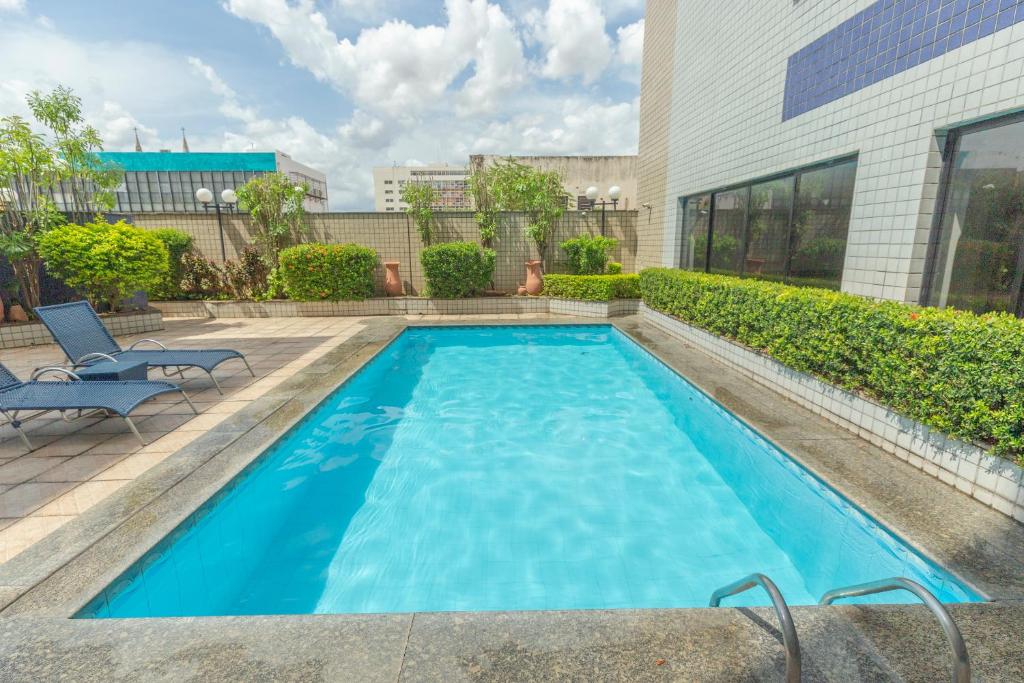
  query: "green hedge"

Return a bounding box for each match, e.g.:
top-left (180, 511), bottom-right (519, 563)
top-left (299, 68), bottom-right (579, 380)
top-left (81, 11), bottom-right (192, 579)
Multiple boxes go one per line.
top-left (420, 241), bottom-right (496, 298)
top-left (542, 274), bottom-right (640, 301)
top-left (639, 268), bottom-right (1024, 461)
top-left (560, 234), bottom-right (618, 274)
top-left (149, 228), bottom-right (193, 299)
top-left (278, 243), bottom-right (376, 301)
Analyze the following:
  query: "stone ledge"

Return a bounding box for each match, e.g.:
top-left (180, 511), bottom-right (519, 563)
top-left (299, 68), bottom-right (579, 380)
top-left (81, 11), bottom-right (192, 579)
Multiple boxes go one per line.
top-left (641, 303), bottom-right (1024, 522)
top-left (0, 310), bottom-right (164, 351)
top-left (151, 298), bottom-right (642, 319)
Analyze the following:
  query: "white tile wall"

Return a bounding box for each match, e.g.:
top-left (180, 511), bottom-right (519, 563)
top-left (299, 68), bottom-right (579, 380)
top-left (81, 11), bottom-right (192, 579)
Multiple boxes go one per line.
top-left (0, 311), bottom-right (163, 351)
top-left (641, 304), bottom-right (1024, 522)
top-left (660, 1), bottom-right (1024, 304)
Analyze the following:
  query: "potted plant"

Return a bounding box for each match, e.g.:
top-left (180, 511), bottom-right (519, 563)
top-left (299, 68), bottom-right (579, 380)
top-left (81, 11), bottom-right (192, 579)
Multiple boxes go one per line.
top-left (3, 282), bottom-right (28, 322)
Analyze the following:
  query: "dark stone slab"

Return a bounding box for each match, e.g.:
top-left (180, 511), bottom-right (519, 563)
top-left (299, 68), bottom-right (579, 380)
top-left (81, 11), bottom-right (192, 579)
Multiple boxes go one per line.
top-left (0, 482), bottom-right (76, 518)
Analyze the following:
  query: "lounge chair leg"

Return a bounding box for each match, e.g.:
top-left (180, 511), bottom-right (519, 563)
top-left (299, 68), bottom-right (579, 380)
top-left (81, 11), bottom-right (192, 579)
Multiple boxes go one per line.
top-left (180, 389), bottom-right (200, 415)
top-left (124, 417), bottom-right (146, 446)
top-left (242, 356), bottom-right (255, 378)
top-left (205, 370), bottom-right (224, 395)
top-left (2, 410), bottom-right (33, 451)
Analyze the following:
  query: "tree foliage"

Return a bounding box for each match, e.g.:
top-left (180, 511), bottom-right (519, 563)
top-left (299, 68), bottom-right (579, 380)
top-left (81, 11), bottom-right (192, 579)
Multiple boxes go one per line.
top-left (0, 86), bottom-right (122, 309)
top-left (470, 158), bottom-right (567, 264)
top-left (235, 172), bottom-right (308, 268)
top-left (400, 182), bottom-right (438, 245)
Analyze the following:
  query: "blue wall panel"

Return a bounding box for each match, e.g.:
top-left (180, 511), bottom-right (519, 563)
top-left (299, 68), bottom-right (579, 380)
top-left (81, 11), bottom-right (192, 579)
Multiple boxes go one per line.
top-left (783, 0), bottom-right (1024, 121)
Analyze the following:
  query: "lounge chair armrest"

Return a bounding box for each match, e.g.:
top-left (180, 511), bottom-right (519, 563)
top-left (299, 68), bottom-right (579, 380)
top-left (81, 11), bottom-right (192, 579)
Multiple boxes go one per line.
top-left (74, 352), bottom-right (119, 366)
top-left (128, 338), bottom-right (168, 351)
top-left (31, 367), bottom-right (83, 382)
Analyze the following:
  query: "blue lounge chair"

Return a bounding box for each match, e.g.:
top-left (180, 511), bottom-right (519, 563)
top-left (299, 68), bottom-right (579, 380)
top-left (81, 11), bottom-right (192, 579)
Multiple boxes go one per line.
top-left (35, 301), bottom-right (254, 394)
top-left (0, 362), bottom-right (196, 451)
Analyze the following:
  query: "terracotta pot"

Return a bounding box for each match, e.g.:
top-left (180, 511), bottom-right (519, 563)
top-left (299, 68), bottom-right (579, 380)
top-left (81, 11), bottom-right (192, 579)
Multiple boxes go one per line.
top-left (8, 304), bottom-right (28, 323)
top-left (525, 260), bottom-right (543, 295)
top-left (384, 261), bottom-right (403, 296)
top-left (0, 298), bottom-right (5, 324)
top-left (517, 285), bottom-right (528, 296)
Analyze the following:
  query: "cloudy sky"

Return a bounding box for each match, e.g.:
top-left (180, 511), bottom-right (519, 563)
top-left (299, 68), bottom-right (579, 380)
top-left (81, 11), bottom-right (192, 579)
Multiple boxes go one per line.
top-left (0, 0), bottom-right (644, 209)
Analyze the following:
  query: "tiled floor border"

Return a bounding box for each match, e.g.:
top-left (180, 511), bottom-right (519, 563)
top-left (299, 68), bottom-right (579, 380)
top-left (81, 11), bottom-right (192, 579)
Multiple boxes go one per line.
top-left (152, 298), bottom-right (641, 319)
top-left (0, 310), bottom-right (163, 351)
top-left (641, 303), bottom-right (1024, 522)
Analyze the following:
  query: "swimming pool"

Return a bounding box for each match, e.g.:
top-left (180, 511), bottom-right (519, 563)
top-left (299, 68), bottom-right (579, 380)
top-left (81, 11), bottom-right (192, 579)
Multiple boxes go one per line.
top-left (79, 325), bottom-right (981, 617)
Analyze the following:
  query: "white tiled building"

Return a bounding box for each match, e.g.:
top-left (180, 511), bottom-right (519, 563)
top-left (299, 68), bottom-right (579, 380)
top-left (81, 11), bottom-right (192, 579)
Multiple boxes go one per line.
top-left (638, 0), bottom-right (1024, 316)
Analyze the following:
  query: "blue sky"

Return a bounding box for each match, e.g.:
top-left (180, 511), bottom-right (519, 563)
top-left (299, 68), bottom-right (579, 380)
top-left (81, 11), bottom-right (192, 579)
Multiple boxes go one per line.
top-left (0, 0), bottom-right (644, 208)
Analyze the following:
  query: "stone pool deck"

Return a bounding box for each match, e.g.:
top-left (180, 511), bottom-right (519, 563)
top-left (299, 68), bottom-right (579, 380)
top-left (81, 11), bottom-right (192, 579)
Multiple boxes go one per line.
top-left (2, 315), bottom-right (1024, 680)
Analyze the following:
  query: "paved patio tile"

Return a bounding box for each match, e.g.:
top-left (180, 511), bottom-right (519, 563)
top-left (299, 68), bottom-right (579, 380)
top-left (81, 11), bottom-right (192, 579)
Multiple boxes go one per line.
top-left (32, 453), bottom-right (129, 483)
top-left (0, 458), bottom-right (68, 485)
top-left (0, 482), bottom-right (77, 518)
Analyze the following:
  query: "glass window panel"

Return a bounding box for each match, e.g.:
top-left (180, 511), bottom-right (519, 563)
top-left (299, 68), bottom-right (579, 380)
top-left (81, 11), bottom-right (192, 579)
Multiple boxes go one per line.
top-left (710, 188), bottom-right (748, 275)
top-left (680, 194), bottom-right (711, 270)
top-left (789, 159), bottom-right (856, 289)
top-left (745, 177), bottom-right (794, 281)
top-left (927, 116), bottom-right (1024, 315)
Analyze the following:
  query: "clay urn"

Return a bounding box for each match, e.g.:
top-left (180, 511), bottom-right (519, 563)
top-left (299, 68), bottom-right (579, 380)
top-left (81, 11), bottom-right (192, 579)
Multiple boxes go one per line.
top-left (525, 260), bottom-right (543, 295)
top-left (8, 303), bottom-right (28, 322)
top-left (384, 261), bottom-right (403, 297)
top-left (517, 285), bottom-right (528, 296)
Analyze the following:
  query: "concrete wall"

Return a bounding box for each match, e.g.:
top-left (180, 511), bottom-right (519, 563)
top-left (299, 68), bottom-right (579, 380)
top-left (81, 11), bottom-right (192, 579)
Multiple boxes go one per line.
top-left (469, 155), bottom-right (639, 210)
top-left (639, 0), bottom-right (1024, 303)
top-left (130, 210), bottom-right (638, 296)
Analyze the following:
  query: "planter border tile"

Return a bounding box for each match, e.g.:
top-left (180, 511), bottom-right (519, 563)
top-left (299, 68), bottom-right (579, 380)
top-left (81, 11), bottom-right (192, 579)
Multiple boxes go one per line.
top-left (0, 310), bottom-right (163, 351)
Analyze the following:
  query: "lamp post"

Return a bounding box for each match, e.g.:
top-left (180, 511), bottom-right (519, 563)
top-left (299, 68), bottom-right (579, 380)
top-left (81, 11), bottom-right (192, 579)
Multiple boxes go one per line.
top-left (585, 185), bottom-right (623, 236)
top-left (196, 187), bottom-right (238, 261)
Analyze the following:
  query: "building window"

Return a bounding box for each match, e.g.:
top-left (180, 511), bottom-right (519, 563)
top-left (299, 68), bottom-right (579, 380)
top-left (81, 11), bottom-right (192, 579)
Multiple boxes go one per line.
top-left (924, 113), bottom-right (1024, 316)
top-left (679, 156), bottom-right (856, 290)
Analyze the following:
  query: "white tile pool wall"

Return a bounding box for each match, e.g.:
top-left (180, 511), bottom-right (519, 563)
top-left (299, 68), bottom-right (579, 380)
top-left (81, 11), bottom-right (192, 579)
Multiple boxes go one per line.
top-left (642, 304), bottom-right (1024, 522)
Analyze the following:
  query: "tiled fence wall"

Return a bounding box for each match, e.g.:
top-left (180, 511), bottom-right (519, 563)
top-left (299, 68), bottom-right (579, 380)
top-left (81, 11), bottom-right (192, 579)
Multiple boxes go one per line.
top-left (0, 309), bottom-right (162, 350)
top-left (642, 304), bottom-right (1024, 522)
top-left (130, 211), bottom-right (639, 295)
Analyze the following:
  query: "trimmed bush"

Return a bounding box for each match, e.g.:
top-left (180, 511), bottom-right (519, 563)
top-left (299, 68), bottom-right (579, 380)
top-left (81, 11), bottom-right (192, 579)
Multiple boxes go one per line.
top-left (606, 261), bottom-right (623, 274)
top-left (560, 234), bottom-right (618, 274)
top-left (640, 268), bottom-right (1024, 461)
top-left (179, 250), bottom-right (227, 300)
top-left (149, 228), bottom-right (193, 299)
top-left (542, 274), bottom-right (640, 301)
top-left (420, 241), bottom-right (496, 298)
top-left (279, 243), bottom-right (376, 301)
top-left (37, 220), bottom-right (168, 311)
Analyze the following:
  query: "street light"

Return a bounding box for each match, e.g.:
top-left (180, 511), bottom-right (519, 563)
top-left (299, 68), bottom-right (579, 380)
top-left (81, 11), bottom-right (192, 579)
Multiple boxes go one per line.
top-left (584, 185), bottom-right (622, 235)
top-left (196, 187), bottom-right (238, 261)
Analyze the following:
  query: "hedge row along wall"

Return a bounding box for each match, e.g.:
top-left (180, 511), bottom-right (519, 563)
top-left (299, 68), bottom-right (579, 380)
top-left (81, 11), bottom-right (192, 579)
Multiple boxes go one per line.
top-left (542, 274), bottom-right (641, 301)
top-left (639, 268), bottom-right (1024, 461)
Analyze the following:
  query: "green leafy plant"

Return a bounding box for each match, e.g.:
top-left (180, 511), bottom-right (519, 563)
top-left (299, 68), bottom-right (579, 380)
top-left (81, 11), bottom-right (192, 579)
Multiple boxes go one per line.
top-left (542, 274), bottom-right (640, 301)
top-left (639, 268), bottom-right (1024, 462)
top-left (400, 182), bottom-right (438, 245)
top-left (235, 172), bottom-right (308, 269)
top-left (473, 158), bottom-right (567, 264)
top-left (420, 241), bottom-right (496, 298)
top-left (467, 168), bottom-right (497, 246)
top-left (149, 228), bottom-right (193, 300)
top-left (606, 261), bottom-right (623, 274)
top-left (179, 250), bottom-right (226, 300)
top-left (36, 220), bottom-right (168, 311)
top-left (223, 246), bottom-right (271, 300)
top-left (278, 243), bottom-right (376, 301)
top-left (560, 234), bottom-right (619, 275)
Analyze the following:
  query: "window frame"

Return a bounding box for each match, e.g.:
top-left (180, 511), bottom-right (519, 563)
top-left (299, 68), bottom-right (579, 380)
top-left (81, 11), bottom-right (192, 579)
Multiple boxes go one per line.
top-left (920, 110), bottom-right (1024, 316)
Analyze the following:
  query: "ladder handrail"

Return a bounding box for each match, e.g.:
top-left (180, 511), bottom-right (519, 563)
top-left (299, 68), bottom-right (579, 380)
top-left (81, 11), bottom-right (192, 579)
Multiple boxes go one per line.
top-left (820, 577), bottom-right (970, 683)
top-left (709, 573), bottom-right (801, 683)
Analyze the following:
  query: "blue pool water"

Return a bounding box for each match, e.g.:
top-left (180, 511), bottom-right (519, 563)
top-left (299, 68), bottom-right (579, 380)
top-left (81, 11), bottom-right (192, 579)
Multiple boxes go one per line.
top-left (80, 325), bottom-right (981, 618)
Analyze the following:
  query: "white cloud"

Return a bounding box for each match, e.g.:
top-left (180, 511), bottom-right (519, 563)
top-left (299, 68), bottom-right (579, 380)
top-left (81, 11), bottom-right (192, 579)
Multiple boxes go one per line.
top-left (531, 0), bottom-right (612, 84)
top-left (600, 0), bottom-right (642, 20)
top-left (0, 0), bottom-right (26, 13)
top-left (616, 18), bottom-right (643, 67)
top-left (455, 3), bottom-right (527, 116)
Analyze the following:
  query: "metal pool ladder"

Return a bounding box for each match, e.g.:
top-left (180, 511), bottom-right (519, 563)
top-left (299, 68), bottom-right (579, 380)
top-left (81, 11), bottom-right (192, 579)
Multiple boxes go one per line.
top-left (709, 573), bottom-right (801, 683)
top-left (820, 577), bottom-right (971, 683)
top-left (708, 574), bottom-right (970, 683)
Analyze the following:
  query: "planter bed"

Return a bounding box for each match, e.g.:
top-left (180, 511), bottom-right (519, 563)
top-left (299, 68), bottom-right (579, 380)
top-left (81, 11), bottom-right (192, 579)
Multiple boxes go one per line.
top-left (151, 297), bottom-right (641, 319)
top-left (641, 303), bottom-right (1024, 522)
top-left (0, 308), bottom-right (163, 351)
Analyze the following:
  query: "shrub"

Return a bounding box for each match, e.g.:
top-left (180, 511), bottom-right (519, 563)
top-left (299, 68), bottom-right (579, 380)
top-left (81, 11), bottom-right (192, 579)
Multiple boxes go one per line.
top-left (223, 246), bottom-right (270, 300)
top-left (606, 261), bottom-right (623, 274)
top-left (560, 234), bottom-right (618, 274)
top-left (279, 243), bottom-right (376, 301)
top-left (542, 274), bottom-right (640, 301)
top-left (149, 228), bottom-right (193, 299)
top-left (639, 268), bottom-right (1024, 461)
top-left (179, 250), bottom-right (226, 299)
top-left (37, 220), bottom-right (168, 311)
top-left (420, 241), bottom-right (496, 298)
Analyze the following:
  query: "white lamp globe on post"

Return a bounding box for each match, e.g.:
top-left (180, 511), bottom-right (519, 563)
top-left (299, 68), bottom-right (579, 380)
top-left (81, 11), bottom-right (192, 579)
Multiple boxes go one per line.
top-left (221, 188), bottom-right (238, 205)
top-left (195, 187), bottom-right (213, 205)
top-left (608, 185), bottom-right (622, 209)
top-left (195, 187), bottom-right (229, 261)
top-left (585, 186), bottom-right (599, 203)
